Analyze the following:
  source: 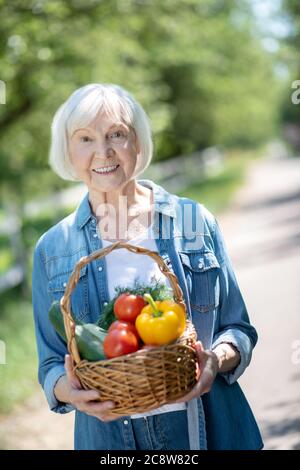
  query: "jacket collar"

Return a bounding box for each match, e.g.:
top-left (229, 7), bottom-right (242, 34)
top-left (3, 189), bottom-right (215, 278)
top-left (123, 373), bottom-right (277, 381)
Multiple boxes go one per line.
top-left (75, 179), bottom-right (177, 230)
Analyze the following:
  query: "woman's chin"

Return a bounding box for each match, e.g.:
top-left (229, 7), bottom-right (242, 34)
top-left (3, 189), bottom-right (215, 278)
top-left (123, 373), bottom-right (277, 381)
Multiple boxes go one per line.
top-left (91, 171), bottom-right (123, 188)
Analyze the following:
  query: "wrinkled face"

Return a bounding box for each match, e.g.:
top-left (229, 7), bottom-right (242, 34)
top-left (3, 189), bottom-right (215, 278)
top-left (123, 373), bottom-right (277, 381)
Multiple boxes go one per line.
top-left (68, 112), bottom-right (140, 192)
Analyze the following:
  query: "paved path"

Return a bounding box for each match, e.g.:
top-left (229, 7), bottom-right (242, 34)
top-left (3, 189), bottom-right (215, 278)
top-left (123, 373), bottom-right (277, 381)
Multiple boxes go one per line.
top-left (0, 154), bottom-right (299, 449)
top-left (220, 154), bottom-right (300, 450)
top-left (0, 388), bottom-right (74, 449)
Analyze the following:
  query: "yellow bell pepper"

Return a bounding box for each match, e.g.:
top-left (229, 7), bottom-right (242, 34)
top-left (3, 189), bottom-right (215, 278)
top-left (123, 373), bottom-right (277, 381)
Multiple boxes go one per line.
top-left (135, 293), bottom-right (186, 345)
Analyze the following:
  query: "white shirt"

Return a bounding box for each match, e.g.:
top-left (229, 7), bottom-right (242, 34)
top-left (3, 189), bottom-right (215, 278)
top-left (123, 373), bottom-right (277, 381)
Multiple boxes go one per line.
top-left (101, 224), bottom-right (187, 418)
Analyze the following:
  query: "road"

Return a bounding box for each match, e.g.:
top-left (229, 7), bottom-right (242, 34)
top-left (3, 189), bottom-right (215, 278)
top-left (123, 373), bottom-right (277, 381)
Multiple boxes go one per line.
top-left (0, 153), bottom-right (299, 449)
top-left (220, 154), bottom-right (300, 450)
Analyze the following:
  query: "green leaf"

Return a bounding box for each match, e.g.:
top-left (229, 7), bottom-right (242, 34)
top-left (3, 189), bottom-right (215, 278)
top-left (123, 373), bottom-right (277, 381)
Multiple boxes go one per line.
top-left (97, 278), bottom-right (174, 330)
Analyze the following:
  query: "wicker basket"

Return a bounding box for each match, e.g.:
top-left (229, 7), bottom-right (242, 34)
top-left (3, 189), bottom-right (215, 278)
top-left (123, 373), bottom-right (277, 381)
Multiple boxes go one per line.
top-left (60, 241), bottom-right (198, 415)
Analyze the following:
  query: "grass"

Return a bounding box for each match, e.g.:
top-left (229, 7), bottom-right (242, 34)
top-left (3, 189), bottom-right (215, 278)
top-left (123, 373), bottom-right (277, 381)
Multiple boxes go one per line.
top-left (178, 147), bottom-right (263, 214)
top-left (0, 289), bottom-right (38, 414)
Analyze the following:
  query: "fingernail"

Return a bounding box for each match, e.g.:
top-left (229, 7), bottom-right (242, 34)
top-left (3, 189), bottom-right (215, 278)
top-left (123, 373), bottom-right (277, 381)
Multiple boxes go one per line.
top-left (107, 402), bottom-right (115, 409)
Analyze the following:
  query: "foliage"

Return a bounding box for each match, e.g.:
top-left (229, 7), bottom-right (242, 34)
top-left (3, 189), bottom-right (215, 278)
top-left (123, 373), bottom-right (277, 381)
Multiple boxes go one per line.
top-left (0, 0), bottom-right (280, 203)
top-left (280, 1), bottom-right (300, 127)
top-left (281, 0), bottom-right (300, 129)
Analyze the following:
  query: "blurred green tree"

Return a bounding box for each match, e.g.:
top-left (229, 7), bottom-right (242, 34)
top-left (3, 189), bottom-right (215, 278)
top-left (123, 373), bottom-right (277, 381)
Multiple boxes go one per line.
top-left (0, 0), bottom-right (280, 203)
top-left (281, 0), bottom-right (300, 128)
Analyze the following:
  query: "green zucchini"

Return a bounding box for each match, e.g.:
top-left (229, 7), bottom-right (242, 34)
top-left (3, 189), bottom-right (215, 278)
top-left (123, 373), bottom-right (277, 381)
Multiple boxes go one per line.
top-left (49, 300), bottom-right (107, 361)
top-left (49, 300), bottom-right (83, 342)
top-left (75, 323), bottom-right (107, 361)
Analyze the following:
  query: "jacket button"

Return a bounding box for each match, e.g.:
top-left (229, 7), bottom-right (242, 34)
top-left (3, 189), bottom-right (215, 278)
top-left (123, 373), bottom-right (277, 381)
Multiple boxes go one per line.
top-left (98, 266), bottom-right (103, 272)
top-left (103, 301), bottom-right (108, 307)
top-left (198, 260), bottom-right (204, 269)
top-left (123, 420), bottom-right (129, 425)
top-left (93, 233), bottom-right (98, 238)
top-left (63, 282), bottom-right (67, 288)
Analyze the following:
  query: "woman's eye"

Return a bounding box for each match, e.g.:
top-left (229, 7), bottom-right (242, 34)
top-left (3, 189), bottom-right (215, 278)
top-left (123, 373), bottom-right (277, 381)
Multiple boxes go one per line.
top-left (109, 130), bottom-right (125, 139)
top-left (80, 136), bottom-right (92, 143)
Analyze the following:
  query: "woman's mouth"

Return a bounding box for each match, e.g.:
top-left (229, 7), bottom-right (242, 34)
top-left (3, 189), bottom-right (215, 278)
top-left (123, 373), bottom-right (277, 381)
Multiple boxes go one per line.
top-left (93, 164), bottom-right (120, 175)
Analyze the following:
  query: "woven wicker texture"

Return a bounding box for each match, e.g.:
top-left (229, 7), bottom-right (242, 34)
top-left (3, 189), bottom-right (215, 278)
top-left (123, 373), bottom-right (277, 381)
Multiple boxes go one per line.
top-left (60, 241), bottom-right (198, 415)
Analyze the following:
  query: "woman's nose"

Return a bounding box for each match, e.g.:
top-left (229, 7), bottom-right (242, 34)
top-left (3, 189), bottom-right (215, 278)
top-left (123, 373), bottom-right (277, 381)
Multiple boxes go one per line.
top-left (94, 145), bottom-right (115, 159)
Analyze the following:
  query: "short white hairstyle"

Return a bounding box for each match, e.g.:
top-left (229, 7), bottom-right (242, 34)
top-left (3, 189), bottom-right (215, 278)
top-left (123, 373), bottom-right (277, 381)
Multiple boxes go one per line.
top-left (49, 83), bottom-right (153, 181)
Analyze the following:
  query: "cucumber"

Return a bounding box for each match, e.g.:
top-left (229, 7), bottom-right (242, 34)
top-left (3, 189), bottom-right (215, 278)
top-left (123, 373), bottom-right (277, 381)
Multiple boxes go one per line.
top-left (49, 301), bottom-right (107, 361)
top-left (75, 323), bottom-right (107, 361)
top-left (49, 300), bottom-right (83, 342)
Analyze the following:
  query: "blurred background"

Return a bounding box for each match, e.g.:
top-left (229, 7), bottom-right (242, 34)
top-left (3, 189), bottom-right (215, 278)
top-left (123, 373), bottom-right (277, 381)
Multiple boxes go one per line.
top-left (0, 0), bottom-right (299, 450)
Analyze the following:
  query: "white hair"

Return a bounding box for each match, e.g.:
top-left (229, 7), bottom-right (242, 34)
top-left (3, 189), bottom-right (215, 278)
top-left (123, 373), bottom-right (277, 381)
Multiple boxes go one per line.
top-left (49, 83), bottom-right (153, 181)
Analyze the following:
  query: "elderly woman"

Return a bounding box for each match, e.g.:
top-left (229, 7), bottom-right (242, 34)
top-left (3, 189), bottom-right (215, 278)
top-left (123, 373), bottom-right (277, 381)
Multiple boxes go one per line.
top-left (32, 83), bottom-right (263, 450)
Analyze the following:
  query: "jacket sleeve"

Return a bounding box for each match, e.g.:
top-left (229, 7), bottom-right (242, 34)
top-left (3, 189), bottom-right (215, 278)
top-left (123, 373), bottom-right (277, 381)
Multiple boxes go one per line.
top-left (210, 217), bottom-right (258, 384)
top-left (32, 237), bottom-right (75, 413)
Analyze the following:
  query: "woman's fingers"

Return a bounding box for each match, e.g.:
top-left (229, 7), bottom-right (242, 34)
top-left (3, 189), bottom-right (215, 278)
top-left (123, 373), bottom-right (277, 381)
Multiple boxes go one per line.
top-left (64, 353), bottom-right (74, 378)
top-left (65, 354), bottom-right (82, 389)
top-left (70, 388), bottom-right (101, 404)
top-left (194, 341), bottom-right (205, 365)
top-left (195, 340), bottom-right (204, 352)
top-left (84, 400), bottom-right (115, 414)
top-left (86, 402), bottom-right (117, 422)
top-left (172, 343), bottom-right (217, 403)
top-left (74, 396), bottom-right (116, 421)
top-left (64, 354), bottom-right (118, 421)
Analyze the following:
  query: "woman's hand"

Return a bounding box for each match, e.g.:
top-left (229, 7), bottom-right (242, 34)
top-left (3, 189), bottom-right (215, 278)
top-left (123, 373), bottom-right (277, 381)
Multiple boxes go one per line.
top-left (63, 355), bottom-right (118, 422)
top-left (173, 341), bottom-right (219, 403)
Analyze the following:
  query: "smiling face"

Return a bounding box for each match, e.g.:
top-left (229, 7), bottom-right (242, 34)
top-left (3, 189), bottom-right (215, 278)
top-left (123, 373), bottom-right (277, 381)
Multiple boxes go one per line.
top-left (68, 112), bottom-right (140, 193)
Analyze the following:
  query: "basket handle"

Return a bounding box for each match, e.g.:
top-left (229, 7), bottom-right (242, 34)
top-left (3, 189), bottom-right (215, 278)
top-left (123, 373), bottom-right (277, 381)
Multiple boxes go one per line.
top-left (60, 241), bottom-right (187, 364)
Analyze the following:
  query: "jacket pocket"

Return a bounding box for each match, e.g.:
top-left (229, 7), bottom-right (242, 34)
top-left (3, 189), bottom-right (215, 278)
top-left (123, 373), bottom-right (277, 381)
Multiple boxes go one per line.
top-left (179, 250), bottom-right (220, 313)
top-left (47, 265), bottom-right (89, 322)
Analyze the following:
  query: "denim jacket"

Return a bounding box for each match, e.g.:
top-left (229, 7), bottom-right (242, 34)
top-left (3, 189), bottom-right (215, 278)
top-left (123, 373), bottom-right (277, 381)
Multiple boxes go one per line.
top-left (32, 178), bottom-right (263, 450)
